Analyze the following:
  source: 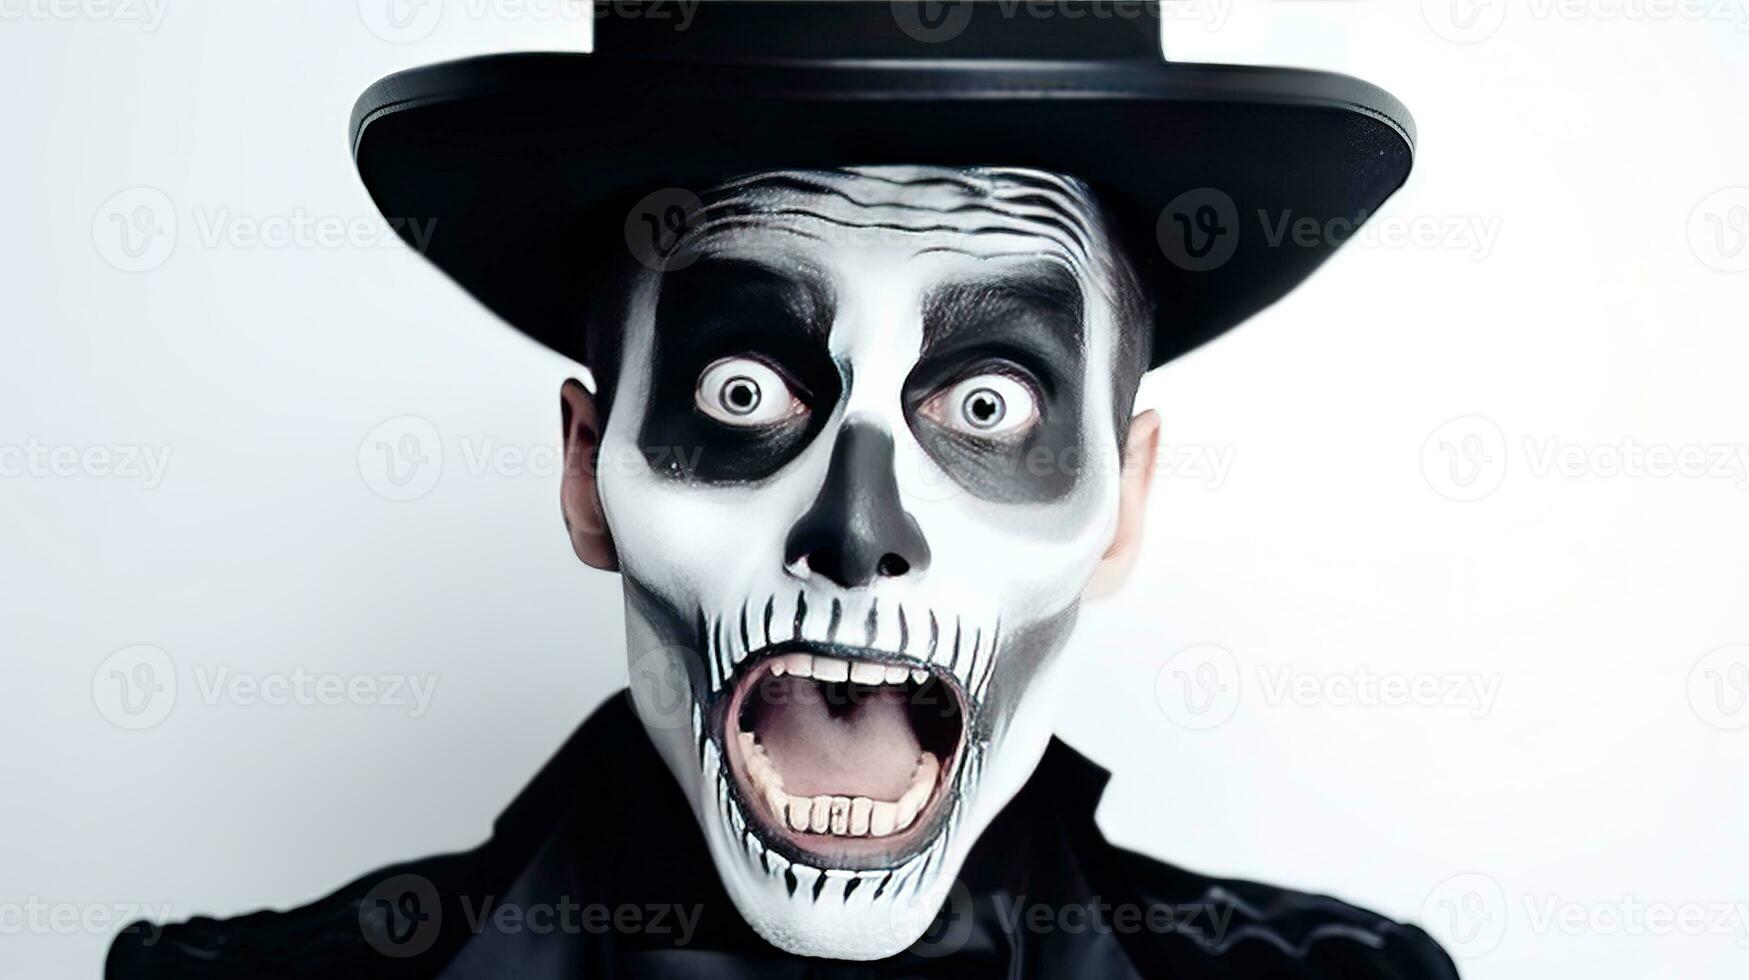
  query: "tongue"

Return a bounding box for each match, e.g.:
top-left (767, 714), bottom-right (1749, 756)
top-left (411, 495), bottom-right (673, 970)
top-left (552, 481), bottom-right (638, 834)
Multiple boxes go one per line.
top-left (750, 675), bottom-right (922, 800)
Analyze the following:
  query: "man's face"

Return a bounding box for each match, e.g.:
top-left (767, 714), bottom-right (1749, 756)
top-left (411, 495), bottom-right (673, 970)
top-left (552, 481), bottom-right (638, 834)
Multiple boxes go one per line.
top-left (589, 166), bottom-right (1142, 959)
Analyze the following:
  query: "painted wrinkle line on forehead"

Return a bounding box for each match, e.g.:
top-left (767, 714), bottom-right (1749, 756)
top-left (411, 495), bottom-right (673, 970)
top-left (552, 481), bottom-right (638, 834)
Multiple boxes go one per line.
top-left (697, 170), bottom-right (1098, 259)
top-left (979, 170), bottom-right (1133, 315)
top-left (908, 247), bottom-right (1082, 288)
top-left (734, 164), bottom-right (993, 192)
top-left (686, 203), bottom-right (1098, 273)
top-left (680, 167), bottom-right (1108, 274)
top-left (688, 218), bottom-right (831, 248)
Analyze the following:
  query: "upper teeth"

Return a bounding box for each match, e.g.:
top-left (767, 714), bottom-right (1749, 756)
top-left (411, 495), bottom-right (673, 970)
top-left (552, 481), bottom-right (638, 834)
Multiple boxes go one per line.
top-left (703, 594), bottom-right (1001, 710)
top-left (770, 653), bottom-right (929, 686)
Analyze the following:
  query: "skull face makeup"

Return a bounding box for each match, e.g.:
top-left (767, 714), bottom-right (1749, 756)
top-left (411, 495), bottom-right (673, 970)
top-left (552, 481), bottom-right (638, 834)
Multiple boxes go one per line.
top-left (589, 166), bottom-right (1150, 960)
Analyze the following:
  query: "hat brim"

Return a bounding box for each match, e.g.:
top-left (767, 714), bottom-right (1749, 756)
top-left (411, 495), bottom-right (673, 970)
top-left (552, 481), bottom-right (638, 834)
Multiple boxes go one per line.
top-left (352, 52), bottom-right (1414, 368)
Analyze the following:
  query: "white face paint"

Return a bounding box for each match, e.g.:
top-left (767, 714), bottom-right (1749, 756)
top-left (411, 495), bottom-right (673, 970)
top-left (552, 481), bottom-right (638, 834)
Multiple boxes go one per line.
top-left (596, 166), bottom-right (1134, 960)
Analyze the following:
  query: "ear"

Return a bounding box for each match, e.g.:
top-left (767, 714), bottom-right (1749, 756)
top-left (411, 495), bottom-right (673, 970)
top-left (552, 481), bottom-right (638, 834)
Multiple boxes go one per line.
top-left (560, 379), bottom-right (619, 571)
top-left (1086, 409), bottom-right (1160, 600)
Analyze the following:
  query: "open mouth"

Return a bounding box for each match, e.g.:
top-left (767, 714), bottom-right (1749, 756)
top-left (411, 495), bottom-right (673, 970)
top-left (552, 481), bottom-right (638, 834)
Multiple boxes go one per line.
top-left (721, 644), bottom-right (967, 868)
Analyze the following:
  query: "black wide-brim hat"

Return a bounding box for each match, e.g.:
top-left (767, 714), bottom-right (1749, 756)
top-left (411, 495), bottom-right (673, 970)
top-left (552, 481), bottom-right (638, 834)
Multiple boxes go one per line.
top-left (352, 1), bottom-right (1414, 369)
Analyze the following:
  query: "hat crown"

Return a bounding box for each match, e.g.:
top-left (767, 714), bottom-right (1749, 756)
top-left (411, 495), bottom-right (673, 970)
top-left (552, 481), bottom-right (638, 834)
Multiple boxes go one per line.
top-left (595, 1), bottom-right (1164, 61)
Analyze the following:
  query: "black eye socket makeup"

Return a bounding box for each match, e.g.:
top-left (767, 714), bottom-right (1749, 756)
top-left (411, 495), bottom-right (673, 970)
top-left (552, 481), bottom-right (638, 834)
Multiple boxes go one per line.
top-left (640, 259), bottom-right (842, 483)
top-left (905, 265), bottom-right (1089, 504)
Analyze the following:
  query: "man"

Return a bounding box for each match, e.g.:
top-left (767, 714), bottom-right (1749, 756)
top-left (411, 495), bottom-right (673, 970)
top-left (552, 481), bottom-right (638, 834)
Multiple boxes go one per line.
top-left (110, 3), bottom-right (1455, 976)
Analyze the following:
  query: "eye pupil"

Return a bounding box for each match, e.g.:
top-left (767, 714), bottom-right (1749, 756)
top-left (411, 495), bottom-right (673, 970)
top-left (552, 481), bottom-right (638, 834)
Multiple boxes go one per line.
top-left (962, 388), bottom-right (1005, 429)
top-left (720, 376), bottom-right (761, 415)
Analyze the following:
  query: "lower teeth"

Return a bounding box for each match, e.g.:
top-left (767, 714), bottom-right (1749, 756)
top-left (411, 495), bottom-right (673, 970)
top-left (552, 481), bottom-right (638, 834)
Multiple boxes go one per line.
top-left (740, 731), bottom-right (939, 839)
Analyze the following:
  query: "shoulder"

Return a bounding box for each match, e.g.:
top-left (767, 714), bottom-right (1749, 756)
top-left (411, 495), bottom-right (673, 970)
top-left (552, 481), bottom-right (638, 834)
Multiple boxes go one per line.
top-left (106, 697), bottom-right (634, 979)
top-left (1098, 845), bottom-right (1458, 980)
top-left (105, 851), bottom-right (476, 980)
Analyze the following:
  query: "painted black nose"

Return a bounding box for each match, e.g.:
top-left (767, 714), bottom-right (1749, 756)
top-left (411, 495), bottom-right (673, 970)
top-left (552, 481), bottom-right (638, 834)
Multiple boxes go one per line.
top-left (784, 422), bottom-right (931, 588)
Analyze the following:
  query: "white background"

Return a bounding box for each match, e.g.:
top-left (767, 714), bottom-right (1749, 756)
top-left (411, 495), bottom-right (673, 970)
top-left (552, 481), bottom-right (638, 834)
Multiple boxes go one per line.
top-left (3, 2), bottom-right (1747, 977)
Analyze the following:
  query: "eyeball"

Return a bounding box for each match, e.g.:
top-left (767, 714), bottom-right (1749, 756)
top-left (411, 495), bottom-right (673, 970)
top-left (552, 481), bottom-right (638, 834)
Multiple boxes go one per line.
top-left (695, 356), bottom-right (805, 427)
top-left (925, 373), bottom-right (1039, 439)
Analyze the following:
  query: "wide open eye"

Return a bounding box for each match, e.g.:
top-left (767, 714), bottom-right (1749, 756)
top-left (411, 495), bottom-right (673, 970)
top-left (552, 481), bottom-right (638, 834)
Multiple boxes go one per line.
top-left (921, 372), bottom-right (1039, 439)
top-left (695, 356), bottom-right (806, 427)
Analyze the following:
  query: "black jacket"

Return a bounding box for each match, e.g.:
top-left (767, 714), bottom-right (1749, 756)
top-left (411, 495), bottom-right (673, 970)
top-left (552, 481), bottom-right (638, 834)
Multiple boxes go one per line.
top-left (108, 692), bottom-right (1457, 978)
